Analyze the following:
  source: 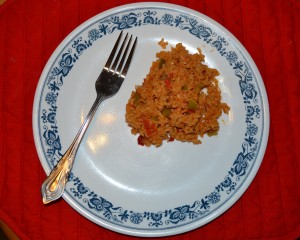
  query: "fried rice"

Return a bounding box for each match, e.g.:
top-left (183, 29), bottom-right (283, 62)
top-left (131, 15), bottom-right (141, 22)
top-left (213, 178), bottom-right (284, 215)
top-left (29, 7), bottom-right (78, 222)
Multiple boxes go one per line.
top-left (125, 41), bottom-right (230, 147)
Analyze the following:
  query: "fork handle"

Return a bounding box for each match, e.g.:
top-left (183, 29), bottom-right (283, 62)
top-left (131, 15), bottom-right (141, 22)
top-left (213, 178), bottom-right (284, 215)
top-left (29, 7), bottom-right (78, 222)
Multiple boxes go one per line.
top-left (41, 95), bottom-right (104, 204)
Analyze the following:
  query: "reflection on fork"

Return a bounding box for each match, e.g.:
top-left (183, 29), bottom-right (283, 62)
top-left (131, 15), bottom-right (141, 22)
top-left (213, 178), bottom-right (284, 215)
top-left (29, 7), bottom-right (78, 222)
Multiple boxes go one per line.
top-left (41, 31), bottom-right (138, 204)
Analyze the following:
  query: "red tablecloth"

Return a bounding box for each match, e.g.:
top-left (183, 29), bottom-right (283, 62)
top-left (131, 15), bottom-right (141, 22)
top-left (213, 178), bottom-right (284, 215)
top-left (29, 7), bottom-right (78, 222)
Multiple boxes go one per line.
top-left (1, 0), bottom-right (300, 239)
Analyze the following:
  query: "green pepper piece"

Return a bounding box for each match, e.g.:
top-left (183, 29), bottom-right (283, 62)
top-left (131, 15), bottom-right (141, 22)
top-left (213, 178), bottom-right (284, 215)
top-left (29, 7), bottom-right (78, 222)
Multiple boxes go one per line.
top-left (134, 93), bottom-right (141, 105)
top-left (207, 130), bottom-right (219, 137)
top-left (195, 83), bottom-right (204, 92)
top-left (158, 58), bottom-right (166, 69)
top-left (181, 85), bottom-right (188, 90)
top-left (161, 107), bottom-right (171, 117)
top-left (188, 99), bottom-right (198, 110)
top-left (151, 116), bottom-right (159, 121)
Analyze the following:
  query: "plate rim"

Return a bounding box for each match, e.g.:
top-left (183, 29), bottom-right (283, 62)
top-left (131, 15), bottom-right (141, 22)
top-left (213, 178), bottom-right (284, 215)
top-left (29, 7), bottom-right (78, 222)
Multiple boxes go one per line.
top-left (32, 2), bottom-right (270, 237)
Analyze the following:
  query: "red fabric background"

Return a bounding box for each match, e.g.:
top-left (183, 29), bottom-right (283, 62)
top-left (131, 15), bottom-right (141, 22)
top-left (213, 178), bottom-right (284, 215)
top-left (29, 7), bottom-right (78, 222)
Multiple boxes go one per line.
top-left (1, 0), bottom-right (300, 239)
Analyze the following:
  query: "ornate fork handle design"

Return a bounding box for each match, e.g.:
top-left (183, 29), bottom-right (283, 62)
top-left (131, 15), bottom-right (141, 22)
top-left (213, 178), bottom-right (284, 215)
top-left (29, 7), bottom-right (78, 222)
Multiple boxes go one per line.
top-left (41, 95), bottom-right (104, 204)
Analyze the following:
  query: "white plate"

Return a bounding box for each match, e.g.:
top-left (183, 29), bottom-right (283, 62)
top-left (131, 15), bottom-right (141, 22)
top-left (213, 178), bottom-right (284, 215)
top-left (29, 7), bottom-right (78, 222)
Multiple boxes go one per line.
top-left (33, 2), bottom-right (269, 237)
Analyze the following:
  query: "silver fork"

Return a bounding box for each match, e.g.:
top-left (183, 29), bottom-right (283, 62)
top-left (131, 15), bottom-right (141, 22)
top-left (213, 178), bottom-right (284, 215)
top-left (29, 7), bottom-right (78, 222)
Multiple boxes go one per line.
top-left (41, 31), bottom-right (137, 204)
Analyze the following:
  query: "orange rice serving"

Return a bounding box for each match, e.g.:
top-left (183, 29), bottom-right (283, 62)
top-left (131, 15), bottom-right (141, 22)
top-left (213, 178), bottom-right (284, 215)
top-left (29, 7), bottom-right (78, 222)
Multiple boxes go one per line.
top-left (126, 42), bottom-right (230, 147)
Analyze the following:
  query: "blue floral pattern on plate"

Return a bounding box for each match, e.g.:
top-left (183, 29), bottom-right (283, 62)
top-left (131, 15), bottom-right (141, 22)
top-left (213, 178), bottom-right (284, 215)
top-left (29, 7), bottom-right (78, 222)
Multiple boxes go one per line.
top-left (37, 6), bottom-right (265, 232)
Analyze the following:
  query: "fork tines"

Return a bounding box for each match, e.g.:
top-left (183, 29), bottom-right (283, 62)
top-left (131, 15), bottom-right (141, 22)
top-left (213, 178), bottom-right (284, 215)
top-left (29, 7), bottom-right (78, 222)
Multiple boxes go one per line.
top-left (104, 31), bottom-right (137, 78)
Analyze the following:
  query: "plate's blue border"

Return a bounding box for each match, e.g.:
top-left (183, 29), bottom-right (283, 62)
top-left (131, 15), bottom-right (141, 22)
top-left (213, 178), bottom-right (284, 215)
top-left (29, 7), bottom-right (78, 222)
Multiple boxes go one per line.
top-left (38, 6), bottom-right (265, 231)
